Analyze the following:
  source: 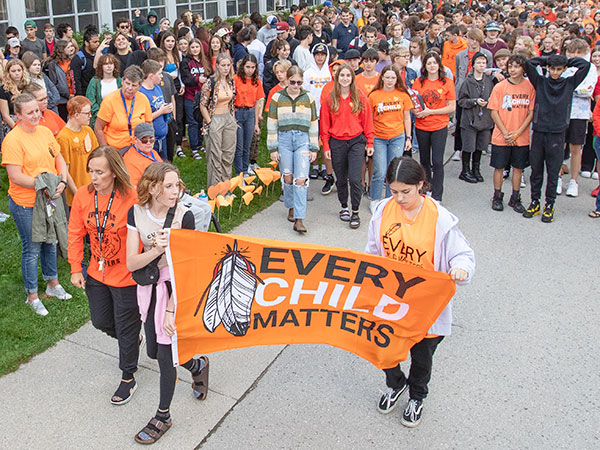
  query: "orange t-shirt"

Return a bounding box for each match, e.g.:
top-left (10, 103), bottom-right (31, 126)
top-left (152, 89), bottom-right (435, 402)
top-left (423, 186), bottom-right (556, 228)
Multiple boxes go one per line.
top-left (123, 145), bottom-right (162, 187)
top-left (234, 75), bottom-right (264, 107)
top-left (368, 89), bottom-right (413, 139)
top-left (59, 60), bottom-right (74, 95)
top-left (467, 50), bottom-right (475, 74)
top-left (68, 187), bottom-right (138, 287)
top-left (15, 109), bottom-right (67, 136)
top-left (97, 89), bottom-right (153, 149)
top-left (56, 126), bottom-right (99, 205)
top-left (356, 73), bottom-right (380, 96)
top-left (487, 78), bottom-right (536, 147)
top-left (411, 77), bottom-right (456, 132)
top-left (320, 80), bottom-right (334, 108)
top-left (265, 84), bottom-right (284, 113)
top-left (1, 125), bottom-right (61, 207)
top-left (379, 196), bottom-right (437, 270)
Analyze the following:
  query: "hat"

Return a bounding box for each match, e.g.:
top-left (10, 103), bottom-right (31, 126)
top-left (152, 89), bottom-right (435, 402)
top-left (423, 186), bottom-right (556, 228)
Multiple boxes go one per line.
top-left (267, 15), bottom-right (278, 27)
top-left (485, 21), bottom-right (501, 32)
top-left (345, 49), bottom-right (361, 59)
top-left (534, 17), bottom-right (545, 27)
top-left (313, 43), bottom-right (328, 54)
top-left (24, 20), bottom-right (37, 29)
top-left (494, 48), bottom-right (511, 60)
top-left (471, 51), bottom-right (487, 65)
top-left (7, 38), bottom-right (20, 48)
top-left (377, 40), bottom-right (390, 52)
top-left (518, 11), bottom-right (528, 22)
top-left (276, 22), bottom-right (290, 33)
top-left (323, 0), bottom-right (333, 6)
top-left (134, 123), bottom-right (155, 139)
top-left (214, 28), bottom-right (232, 38)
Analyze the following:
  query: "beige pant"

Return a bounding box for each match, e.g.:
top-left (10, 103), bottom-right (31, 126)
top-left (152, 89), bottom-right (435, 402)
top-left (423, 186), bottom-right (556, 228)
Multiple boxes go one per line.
top-left (206, 113), bottom-right (237, 187)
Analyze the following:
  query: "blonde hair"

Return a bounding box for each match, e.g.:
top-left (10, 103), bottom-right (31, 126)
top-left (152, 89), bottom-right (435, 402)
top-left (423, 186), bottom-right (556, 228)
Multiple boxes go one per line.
top-left (137, 162), bottom-right (185, 207)
top-left (273, 59), bottom-right (292, 73)
top-left (3, 59), bottom-right (30, 96)
top-left (330, 64), bottom-right (363, 115)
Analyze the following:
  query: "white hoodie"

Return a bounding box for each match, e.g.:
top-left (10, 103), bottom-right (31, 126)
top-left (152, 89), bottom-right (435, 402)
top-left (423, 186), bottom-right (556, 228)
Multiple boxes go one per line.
top-left (302, 46), bottom-right (332, 117)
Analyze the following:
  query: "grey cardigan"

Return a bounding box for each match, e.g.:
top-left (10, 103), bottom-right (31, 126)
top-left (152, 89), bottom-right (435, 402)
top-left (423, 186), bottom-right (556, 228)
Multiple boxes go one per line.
top-left (33, 172), bottom-right (68, 258)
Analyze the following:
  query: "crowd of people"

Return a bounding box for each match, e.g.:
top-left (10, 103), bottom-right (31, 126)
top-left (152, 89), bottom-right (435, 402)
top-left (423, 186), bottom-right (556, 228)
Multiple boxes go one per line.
top-left (3, 0), bottom-right (600, 440)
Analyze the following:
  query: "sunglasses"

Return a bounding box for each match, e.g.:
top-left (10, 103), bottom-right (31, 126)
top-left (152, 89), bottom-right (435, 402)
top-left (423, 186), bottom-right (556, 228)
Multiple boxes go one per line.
top-left (119, 24), bottom-right (130, 29)
top-left (288, 80), bottom-right (303, 86)
top-left (140, 136), bottom-right (156, 144)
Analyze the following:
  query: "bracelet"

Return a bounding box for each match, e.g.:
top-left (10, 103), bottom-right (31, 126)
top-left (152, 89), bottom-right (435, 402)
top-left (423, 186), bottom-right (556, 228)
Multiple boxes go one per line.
top-left (166, 309), bottom-right (175, 313)
top-left (59, 180), bottom-right (67, 186)
top-left (406, 136), bottom-right (412, 140)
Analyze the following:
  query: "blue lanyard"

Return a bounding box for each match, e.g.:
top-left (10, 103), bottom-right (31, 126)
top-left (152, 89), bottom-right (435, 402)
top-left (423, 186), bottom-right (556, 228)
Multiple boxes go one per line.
top-left (133, 144), bottom-right (157, 162)
top-left (120, 89), bottom-right (135, 138)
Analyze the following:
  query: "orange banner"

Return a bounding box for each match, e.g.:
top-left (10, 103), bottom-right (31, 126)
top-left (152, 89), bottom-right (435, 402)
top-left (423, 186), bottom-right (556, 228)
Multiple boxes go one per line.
top-left (167, 230), bottom-right (456, 369)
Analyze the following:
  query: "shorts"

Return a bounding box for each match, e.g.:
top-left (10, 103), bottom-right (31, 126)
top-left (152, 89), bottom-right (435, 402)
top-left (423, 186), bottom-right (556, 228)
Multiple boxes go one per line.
top-left (565, 119), bottom-right (587, 146)
top-left (461, 127), bottom-right (491, 153)
top-left (490, 145), bottom-right (529, 170)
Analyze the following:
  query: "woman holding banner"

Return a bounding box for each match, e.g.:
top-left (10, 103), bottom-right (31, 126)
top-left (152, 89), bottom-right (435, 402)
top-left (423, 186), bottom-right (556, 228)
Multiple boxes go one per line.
top-left (366, 156), bottom-right (475, 428)
top-left (126, 162), bottom-right (209, 444)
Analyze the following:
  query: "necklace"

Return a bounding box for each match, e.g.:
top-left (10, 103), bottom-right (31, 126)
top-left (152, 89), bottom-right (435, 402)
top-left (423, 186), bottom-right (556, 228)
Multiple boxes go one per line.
top-left (400, 197), bottom-right (424, 226)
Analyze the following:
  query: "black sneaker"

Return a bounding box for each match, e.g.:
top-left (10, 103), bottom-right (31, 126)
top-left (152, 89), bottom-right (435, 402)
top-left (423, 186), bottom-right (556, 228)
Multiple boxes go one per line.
top-left (401, 398), bottom-right (424, 428)
top-left (523, 201), bottom-right (540, 218)
top-left (322, 175), bottom-right (335, 195)
top-left (309, 168), bottom-right (319, 179)
top-left (377, 384), bottom-right (408, 414)
top-left (508, 194), bottom-right (526, 214)
top-left (491, 192), bottom-right (504, 211)
top-left (541, 204), bottom-right (554, 223)
top-left (319, 169), bottom-right (327, 179)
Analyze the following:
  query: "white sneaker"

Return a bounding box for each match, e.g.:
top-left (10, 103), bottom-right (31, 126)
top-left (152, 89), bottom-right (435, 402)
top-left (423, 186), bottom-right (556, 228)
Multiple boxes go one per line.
top-left (593, 172), bottom-right (599, 180)
top-left (556, 177), bottom-right (563, 195)
top-left (28, 298), bottom-right (49, 316)
top-left (452, 150), bottom-right (461, 161)
top-left (45, 284), bottom-right (72, 300)
top-left (369, 199), bottom-right (380, 214)
top-left (520, 174), bottom-right (526, 188)
top-left (566, 179), bottom-right (579, 197)
top-left (581, 171), bottom-right (592, 178)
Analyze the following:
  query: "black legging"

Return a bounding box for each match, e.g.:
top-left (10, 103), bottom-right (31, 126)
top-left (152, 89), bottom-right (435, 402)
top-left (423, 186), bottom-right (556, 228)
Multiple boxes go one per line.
top-left (416, 127), bottom-right (448, 202)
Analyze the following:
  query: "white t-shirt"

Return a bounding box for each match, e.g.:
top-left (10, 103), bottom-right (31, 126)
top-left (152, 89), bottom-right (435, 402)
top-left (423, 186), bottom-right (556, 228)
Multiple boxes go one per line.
top-left (293, 45), bottom-right (313, 72)
top-left (101, 78), bottom-right (119, 99)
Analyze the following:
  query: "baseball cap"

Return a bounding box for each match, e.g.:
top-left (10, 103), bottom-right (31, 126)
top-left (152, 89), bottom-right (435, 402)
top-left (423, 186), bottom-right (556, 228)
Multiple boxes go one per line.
top-left (276, 22), bottom-right (290, 33)
top-left (345, 49), bottom-right (361, 59)
top-left (485, 21), bottom-right (501, 32)
top-left (519, 11), bottom-right (528, 22)
top-left (267, 15), bottom-right (278, 27)
top-left (134, 123), bottom-right (155, 139)
top-left (323, 0), bottom-right (333, 6)
top-left (534, 17), bottom-right (545, 27)
top-left (313, 43), bottom-right (328, 54)
top-left (214, 28), bottom-right (232, 38)
top-left (24, 20), bottom-right (37, 29)
top-left (8, 38), bottom-right (20, 48)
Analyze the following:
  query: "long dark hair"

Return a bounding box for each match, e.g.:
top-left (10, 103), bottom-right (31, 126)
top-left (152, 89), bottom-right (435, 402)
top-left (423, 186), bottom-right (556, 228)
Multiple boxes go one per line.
top-left (386, 157), bottom-right (429, 193)
top-left (236, 54), bottom-right (259, 85)
top-left (419, 52), bottom-right (447, 84)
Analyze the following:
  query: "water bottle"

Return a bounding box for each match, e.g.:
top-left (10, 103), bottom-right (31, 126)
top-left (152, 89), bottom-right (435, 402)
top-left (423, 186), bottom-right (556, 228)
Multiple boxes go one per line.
top-left (198, 189), bottom-right (208, 202)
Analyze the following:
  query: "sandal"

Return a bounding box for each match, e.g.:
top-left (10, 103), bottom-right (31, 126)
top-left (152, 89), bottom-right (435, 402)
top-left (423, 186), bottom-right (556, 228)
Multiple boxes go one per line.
top-left (111, 378), bottom-right (137, 405)
top-left (349, 212), bottom-right (360, 229)
top-left (134, 417), bottom-right (172, 444)
top-left (589, 210), bottom-right (600, 218)
top-left (339, 208), bottom-right (350, 222)
top-left (192, 356), bottom-right (209, 400)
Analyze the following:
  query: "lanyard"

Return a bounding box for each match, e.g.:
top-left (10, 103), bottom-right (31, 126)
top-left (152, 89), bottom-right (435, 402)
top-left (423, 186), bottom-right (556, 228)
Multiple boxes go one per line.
top-left (120, 89), bottom-right (135, 138)
top-left (133, 144), bottom-right (157, 162)
top-left (94, 189), bottom-right (116, 260)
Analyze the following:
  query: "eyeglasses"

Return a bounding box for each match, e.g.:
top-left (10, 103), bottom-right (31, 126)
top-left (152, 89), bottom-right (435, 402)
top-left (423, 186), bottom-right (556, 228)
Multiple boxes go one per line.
top-left (119, 24), bottom-right (130, 29)
top-left (79, 110), bottom-right (92, 116)
top-left (140, 137), bottom-right (156, 144)
top-left (288, 80), bottom-right (303, 85)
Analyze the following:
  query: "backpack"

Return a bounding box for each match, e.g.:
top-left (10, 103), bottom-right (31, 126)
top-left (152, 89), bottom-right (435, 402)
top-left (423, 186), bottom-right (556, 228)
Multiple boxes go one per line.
top-left (179, 193), bottom-right (212, 231)
top-left (193, 75), bottom-right (216, 124)
top-left (76, 50), bottom-right (87, 71)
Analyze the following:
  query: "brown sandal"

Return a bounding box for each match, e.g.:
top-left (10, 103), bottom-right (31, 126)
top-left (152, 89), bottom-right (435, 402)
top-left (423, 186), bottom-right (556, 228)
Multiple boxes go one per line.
top-left (589, 210), bottom-right (600, 218)
top-left (192, 356), bottom-right (209, 400)
top-left (134, 417), bottom-right (172, 444)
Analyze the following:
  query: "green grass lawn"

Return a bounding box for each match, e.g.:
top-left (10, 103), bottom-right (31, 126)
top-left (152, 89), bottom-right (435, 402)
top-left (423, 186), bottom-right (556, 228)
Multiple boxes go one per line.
top-left (0, 126), bottom-right (281, 377)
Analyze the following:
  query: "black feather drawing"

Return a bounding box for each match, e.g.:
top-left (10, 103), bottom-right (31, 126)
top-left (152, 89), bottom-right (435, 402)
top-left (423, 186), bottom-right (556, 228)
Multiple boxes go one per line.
top-left (194, 240), bottom-right (264, 336)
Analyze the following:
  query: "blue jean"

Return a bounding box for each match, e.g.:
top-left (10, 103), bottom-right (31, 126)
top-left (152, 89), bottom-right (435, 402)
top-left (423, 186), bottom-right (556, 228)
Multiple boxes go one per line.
top-left (235, 107), bottom-right (255, 174)
top-left (184, 98), bottom-right (199, 151)
top-left (279, 130), bottom-right (311, 219)
top-left (371, 133), bottom-right (406, 200)
top-left (8, 196), bottom-right (58, 295)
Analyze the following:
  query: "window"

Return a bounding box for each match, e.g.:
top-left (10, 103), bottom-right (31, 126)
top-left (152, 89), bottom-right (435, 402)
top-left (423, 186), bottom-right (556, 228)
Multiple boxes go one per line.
top-left (176, 1), bottom-right (218, 22)
top-left (226, 0), bottom-right (259, 17)
top-left (25, 0), bottom-right (98, 33)
top-left (0, 0), bottom-right (8, 45)
top-left (111, 0), bottom-right (165, 31)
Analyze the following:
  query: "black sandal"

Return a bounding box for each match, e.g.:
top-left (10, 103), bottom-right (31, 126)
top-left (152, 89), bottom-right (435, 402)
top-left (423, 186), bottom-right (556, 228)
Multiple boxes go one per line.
top-left (192, 356), bottom-right (210, 400)
top-left (111, 378), bottom-right (137, 405)
top-left (134, 417), bottom-right (172, 444)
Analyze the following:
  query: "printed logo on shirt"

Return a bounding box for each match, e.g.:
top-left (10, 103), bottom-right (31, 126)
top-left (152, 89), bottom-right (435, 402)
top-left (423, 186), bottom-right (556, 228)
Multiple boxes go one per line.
top-left (86, 212), bottom-right (123, 266)
top-left (420, 88), bottom-right (441, 108)
top-left (375, 100), bottom-right (404, 115)
top-left (307, 76), bottom-right (331, 89)
top-left (501, 93), bottom-right (530, 111)
top-left (381, 223), bottom-right (428, 268)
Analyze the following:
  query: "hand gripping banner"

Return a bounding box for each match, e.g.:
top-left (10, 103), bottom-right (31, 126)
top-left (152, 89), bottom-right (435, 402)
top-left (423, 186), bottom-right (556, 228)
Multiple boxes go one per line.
top-left (166, 230), bottom-right (456, 369)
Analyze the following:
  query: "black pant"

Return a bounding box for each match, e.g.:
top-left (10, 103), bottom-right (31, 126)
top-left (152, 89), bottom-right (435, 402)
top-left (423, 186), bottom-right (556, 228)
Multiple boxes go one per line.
top-left (454, 105), bottom-right (462, 151)
top-left (530, 131), bottom-right (565, 205)
top-left (175, 94), bottom-right (184, 146)
top-left (416, 127), bottom-right (448, 201)
top-left (383, 336), bottom-right (444, 401)
top-left (145, 282), bottom-right (194, 411)
top-left (581, 121), bottom-right (596, 172)
top-left (85, 275), bottom-right (141, 377)
top-left (330, 134), bottom-right (366, 211)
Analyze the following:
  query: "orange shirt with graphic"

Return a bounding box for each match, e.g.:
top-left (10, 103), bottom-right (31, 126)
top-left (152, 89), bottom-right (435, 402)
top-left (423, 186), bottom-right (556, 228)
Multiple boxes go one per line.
top-left (97, 90), bottom-right (153, 149)
top-left (411, 77), bottom-right (456, 132)
top-left (57, 126), bottom-right (99, 205)
top-left (368, 88), bottom-right (413, 139)
top-left (487, 78), bottom-right (536, 146)
top-left (356, 73), bottom-right (380, 96)
top-left (123, 146), bottom-right (162, 187)
top-left (234, 75), bottom-right (264, 107)
top-left (68, 187), bottom-right (138, 287)
top-left (1, 125), bottom-right (61, 207)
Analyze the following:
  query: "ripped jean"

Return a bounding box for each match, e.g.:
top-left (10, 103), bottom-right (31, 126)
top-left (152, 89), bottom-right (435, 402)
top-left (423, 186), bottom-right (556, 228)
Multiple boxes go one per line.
top-left (278, 130), bottom-right (311, 219)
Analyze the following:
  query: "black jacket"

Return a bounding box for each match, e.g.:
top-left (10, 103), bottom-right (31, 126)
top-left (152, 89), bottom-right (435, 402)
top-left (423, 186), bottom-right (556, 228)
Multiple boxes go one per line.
top-left (71, 48), bottom-right (96, 96)
top-left (525, 56), bottom-right (591, 132)
top-left (457, 73), bottom-right (495, 131)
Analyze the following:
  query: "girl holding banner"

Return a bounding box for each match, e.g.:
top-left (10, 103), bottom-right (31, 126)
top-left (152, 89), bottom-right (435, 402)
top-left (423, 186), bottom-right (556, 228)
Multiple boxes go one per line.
top-left (366, 157), bottom-right (475, 428)
top-left (126, 162), bottom-right (210, 444)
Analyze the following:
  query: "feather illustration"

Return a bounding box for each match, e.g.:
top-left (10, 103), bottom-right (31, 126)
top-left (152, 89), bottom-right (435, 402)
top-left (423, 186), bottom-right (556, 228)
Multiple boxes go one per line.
top-left (195, 240), bottom-right (264, 336)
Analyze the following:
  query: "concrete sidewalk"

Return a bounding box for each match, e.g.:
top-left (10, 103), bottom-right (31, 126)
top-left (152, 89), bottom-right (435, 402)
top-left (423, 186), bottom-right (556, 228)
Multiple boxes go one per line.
top-left (3, 152), bottom-right (600, 449)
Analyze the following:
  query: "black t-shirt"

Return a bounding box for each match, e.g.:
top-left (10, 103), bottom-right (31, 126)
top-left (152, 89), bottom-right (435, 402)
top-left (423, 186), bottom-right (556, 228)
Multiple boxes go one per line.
top-left (113, 50), bottom-right (148, 76)
top-left (0, 85), bottom-right (15, 115)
